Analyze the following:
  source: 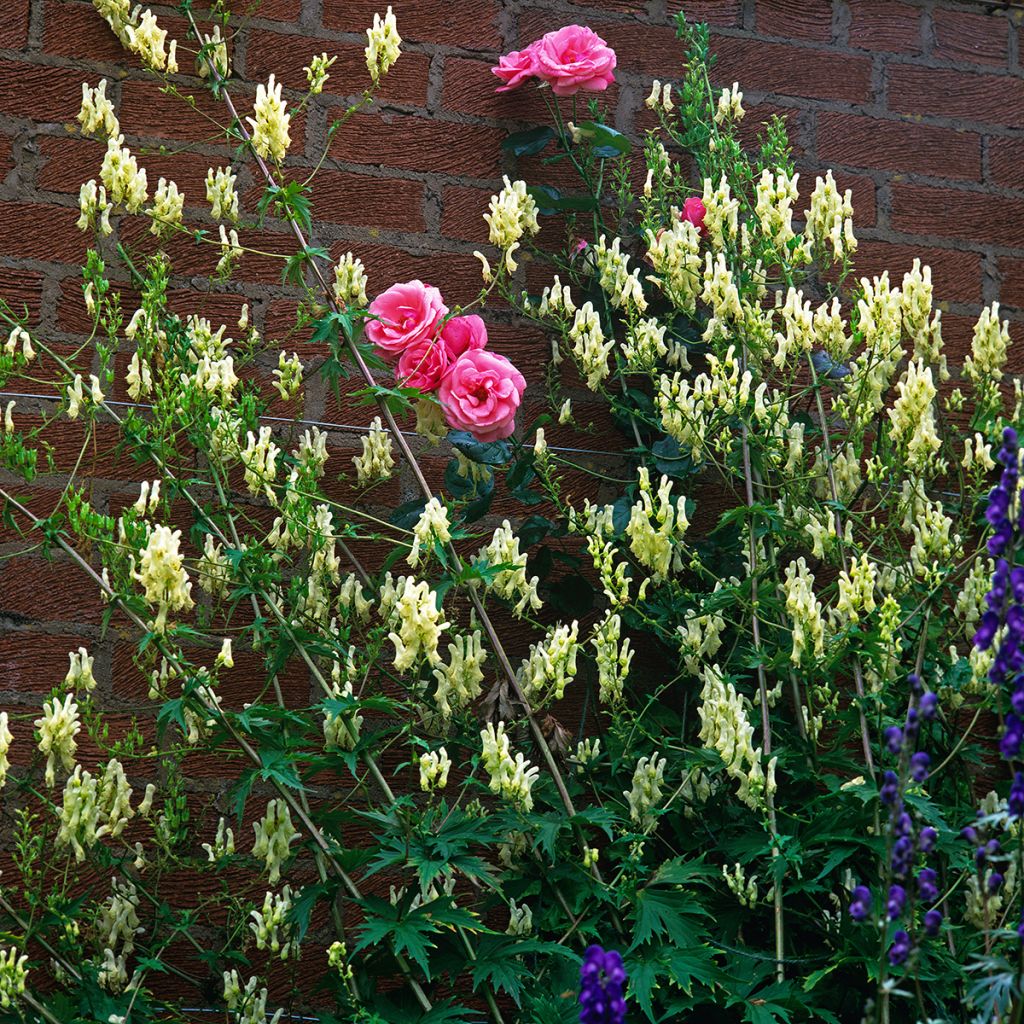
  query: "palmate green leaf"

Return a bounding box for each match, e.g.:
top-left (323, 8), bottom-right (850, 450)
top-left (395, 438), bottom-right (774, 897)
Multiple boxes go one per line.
top-left (354, 895), bottom-right (478, 981)
top-left (630, 885), bottom-right (711, 951)
top-left (471, 935), bottom-right (577, 1007)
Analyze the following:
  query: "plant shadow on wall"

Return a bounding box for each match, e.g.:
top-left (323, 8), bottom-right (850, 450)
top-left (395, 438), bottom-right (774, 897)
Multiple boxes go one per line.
top-left (1, 3), bottom-right (1024, 1023)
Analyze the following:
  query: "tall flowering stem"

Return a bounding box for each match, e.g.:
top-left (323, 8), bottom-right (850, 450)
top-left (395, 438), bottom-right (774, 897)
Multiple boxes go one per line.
top-left (179, 8), bottom-right (592, 859)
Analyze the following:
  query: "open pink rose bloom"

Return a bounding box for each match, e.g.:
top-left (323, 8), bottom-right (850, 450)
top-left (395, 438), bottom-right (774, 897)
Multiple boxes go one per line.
top-left (364, 283), bottom-right (525, 441)
top-left (492, 25), bottom-right (616, 97)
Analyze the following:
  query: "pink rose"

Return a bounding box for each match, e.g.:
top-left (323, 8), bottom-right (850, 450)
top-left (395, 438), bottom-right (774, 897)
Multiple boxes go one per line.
top-left (532, 25), bottom-right (616, 97)
top-left (492, 44), bottom-right (538, 92)
top-left (681, 197), bottom-right (707, 237)
top-left (397, 336), bottom-right (450, 392)
top-left (440, 314), bottom-right (488, 357)
top-left (364, 280), bottom-right (447, 361)
top-left (438, 349), bottom-right (526, 442)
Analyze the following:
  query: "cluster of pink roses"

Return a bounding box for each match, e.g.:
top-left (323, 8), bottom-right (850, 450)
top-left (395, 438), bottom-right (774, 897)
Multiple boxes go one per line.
top-left (364, 280), bottom-right (526, 443)
top-left (493, 24), bottom-right (617, 97)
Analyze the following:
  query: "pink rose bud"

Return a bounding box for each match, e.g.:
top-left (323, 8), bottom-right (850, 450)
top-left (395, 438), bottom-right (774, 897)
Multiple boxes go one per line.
top-left (397, 336), bottom-right (450, 392)
top-left (364, 280), bottom-right (448, 361)
top-left (532, 25), bottom-right (616, 98)
top-left (438, 349), bottom-right (526, 442)
top-left (492, 44), bottom-right (539, 92)
top-left (440, 314), bottom-right (489, 358)
top-left (681, 197), bottom-right (707, 237)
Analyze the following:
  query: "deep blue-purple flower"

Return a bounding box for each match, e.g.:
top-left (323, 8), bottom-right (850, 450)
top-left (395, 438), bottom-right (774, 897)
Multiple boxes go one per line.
top-left (848, 885), bottom-right (872, 922)
top-left (917, 868), bottom-right (938, 902)
top-left (889, 930), bottom-right (912, 966)
top-left (924, 909), bottom-right (943, 936)
top-left (887, 884), bottom-right (906, 920)
top-left (579, 945), bottom-right (627, 1024)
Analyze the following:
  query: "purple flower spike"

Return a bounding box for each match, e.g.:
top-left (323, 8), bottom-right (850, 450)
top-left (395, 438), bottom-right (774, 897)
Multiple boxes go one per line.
top-left (889, 930), bottom-right (912, 966)
top-left (910, 751), bottom-right (931, 783)
top-left (887, 884), bottom-right (906, 920)
top-left (919, 692), bottom-right (938, 720)
top-left (849, 885), bottom-right (872, 922)
top-left (918, 826), bottom-right (938, 853)
top-left (579, 945), bottom-right (627, 1024)
top-left (884, 726), bottom-right (903, 754)
top-left (917, 868), bottom-right (938, 902)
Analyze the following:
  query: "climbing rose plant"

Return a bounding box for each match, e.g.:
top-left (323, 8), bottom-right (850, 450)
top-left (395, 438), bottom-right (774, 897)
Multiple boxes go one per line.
top-left (0, 6), bottom-right (1022, 1023)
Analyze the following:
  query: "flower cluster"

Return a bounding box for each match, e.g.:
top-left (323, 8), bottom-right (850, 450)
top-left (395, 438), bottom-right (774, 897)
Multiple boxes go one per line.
top-left (578, 945), bottom-right (627, 1024)
top-left (365, 281), bottom-right (526, 441)
top-left (975, 428), bottom-right (1024, 757)
top-left (493, 25), bottom-right (616, 96)
top-left (848, 676), bottom-right (942, 965)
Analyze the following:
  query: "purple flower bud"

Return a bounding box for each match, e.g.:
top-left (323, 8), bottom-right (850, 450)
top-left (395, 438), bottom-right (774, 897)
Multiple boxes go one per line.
top-left (977, 846), bottom-right (988, 866)
top-left (895, 812), bottom-right (913, 838)
top-left (579, 945), bottom-right (627, 1024)
top-left (884, 726), bottom-right (903, 755)
top-left (880, 771), bottom-right (900, 806)
top-left (848, 885), bottom-right (872, 922)
top-left (889, 930), bottom-right (912, 966)
top-left (1003, 426), bottom-right (1018, 450)
top-left (917, 868), bottom-right (938, 902)
top-left (892, 836), bottom-right (914, 877)
top-left (987, 839), bottom-right (1002, 857)
top-left (1010, 774), bottom-right (1024, 818)
top-left (919, 826), bottom-right (938, 853)
top-left (910, 751), bottom-right (931, 783)
top-left (962, 826), bottom-right (979, 844)
top-left (887, 884), bottom-right (906, 920)
top-left (989, 872), bottom-right (1005, 893)
top-left (904, 709), bottom-right (920, 739)
top-left (919, 692), bottom-right (938, 720)
top-left (907, 673), bottom-right (922, 694)
top-left (975, 611), bottom-right (1000, 651)
top-left (924, 909), bottom-right (943, 936)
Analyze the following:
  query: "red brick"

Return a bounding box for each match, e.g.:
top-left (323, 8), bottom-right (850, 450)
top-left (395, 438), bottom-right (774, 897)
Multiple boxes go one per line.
top-left (0, 266), bottom-right (44, 325)
top-left (245, 168), bottom-right (426, 232)
top-left (336, 241), bottom-right (487, 307)
top-left (796, 167), bottom-right (876, 227)
top-left (330, 112), bottom-right (504, 178)
top-left (0, 59), bottom-right (93, 123)
top-left (37, 136), bottom-right (215, 203)
top-left (236, 0), bottom-right (301, 18)
top-left (440, 184), bottom-right (493, 243)
top-left (666, 1), bottom-right (743, 27)
top-left (887, 64), bottom-right (1024, 127)
top-left (119, 80), bottom-right (307, 152)
top-left (322, 0), bottom-right (502, 50)
top-left (890, 183), bottom-right (1024, 249)
top-left (712, 35), bottom-right (873, 103)
top-left (0, 556), bottom-right (107, 625)
top-left (848, 3), bottom-right (922, 53)
top-left (933, 9), bottom-right (1009, 67)
top-left (44, 1), bottom-right (190, 67)
top-left (999, 257), bottom-right (1024, 310)
top-left (756, 0), bottom-right (833, 41)
top-left (0, 201), bottom-right (85, 262)
top-left (0, 0), bottom-right (30, 50)
top-left (988, 135), bottom-right (1024, 190)
top-left (0, 631), bottom-right (95, 692)
top-left (245, 31), bottom-right (430, 107)
top-left (817, 112), bottom-right (982, 181)
top-left (853, 240), bottom-right (982, 305)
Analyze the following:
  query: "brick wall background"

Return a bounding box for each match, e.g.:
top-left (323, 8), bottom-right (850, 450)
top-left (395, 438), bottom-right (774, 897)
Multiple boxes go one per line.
top-left (0, 0), bottom-right (1021, 1004)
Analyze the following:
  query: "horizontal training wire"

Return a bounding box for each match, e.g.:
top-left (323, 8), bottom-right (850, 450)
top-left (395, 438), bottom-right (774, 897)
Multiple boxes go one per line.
top-left (0, 390), bottom-right (632, 459)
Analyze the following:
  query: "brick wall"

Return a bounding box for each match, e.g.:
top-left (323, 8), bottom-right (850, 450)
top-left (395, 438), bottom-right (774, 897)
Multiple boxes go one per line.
top-left (0, 0), bottom-right (1020, 808)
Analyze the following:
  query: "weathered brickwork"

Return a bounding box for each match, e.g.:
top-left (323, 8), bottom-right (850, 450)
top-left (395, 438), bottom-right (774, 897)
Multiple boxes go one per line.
top-left (0, 0), bottom-right (1019, 753)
